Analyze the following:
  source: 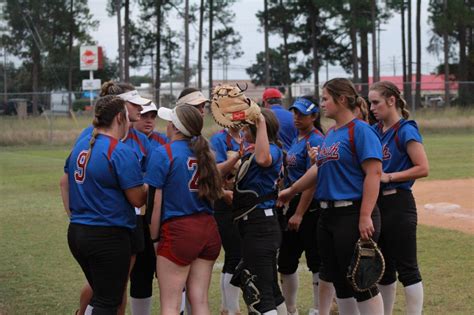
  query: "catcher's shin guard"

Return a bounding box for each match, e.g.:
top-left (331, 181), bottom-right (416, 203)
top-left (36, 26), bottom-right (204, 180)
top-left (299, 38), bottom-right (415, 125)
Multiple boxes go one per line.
top-left (241, 268), bottom-right (261, 314)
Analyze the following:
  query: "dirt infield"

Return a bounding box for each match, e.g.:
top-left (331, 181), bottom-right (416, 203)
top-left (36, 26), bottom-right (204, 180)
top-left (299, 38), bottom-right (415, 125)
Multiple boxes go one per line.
top-left (413, 179), bottom-right (474, 234)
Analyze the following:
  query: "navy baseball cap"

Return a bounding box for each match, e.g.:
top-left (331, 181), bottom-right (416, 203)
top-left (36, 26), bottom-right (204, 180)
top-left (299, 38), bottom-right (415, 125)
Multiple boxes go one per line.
top-left (289, 98), bottom-right (319, 115)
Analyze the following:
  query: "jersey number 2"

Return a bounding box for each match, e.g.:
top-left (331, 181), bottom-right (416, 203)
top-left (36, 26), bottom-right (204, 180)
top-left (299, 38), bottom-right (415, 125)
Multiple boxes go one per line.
top-left (74, 150), bottom-right (88, 184)
top-left (187, 157), bottom-right (199, 191)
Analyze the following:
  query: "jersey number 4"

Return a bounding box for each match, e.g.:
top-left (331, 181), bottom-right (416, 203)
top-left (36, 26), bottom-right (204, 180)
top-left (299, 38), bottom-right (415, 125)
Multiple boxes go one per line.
top-left (74, 150), bottom-right (88, 184)
top-left (187, 157), bottom-right (199, 191)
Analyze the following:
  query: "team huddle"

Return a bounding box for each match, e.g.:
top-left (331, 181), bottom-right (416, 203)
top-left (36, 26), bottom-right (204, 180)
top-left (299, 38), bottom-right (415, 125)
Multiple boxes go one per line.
top-left (60, 77), bottom-right (429, 315)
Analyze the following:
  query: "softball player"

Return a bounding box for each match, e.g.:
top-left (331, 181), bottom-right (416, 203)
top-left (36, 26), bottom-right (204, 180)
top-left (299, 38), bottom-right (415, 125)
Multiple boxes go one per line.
top-left (60, 95), bottom-right (147, 315)
top-left (369, 81), bottom-right (429, 315)
top-left (145, 105), bottom-right (222, 314)
top-left (177, 87), bottom-right (209, 116)
top-left (279, 78), bottom-right (384, 315)
top-left (73, 81), bottom-right (152, 315)
top-left (278, 96), bottom-right (324, 315)
top-left (134, 101), bottom-right (168, 150)
top-left (210, 127), bottom-right (245, 315)
top-left (232, 108), bottom-right (286, 315)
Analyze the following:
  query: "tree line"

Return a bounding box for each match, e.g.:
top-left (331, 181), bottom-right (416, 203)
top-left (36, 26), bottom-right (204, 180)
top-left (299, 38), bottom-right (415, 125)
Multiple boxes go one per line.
top-left (1, 0), bottom-right (473, 115)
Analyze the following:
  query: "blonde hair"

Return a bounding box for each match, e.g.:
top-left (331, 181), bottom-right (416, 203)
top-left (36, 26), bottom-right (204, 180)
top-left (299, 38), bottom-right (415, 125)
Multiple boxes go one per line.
top-left (370, 81), bottom-right (410, 119)
top-left (100, 81), bottom-right (135, 97)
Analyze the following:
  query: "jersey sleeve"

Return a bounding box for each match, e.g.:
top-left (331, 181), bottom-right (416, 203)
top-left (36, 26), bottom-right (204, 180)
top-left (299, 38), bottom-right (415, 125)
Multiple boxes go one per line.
top-left (355, 124), bottom-right (383, 163)
top-left (399, 121), bottom-right (423, 150)
top-left (144, 147), bottom-right (171, 189)
top-left (210, 134), bottom-right (228, 163)
top-left (64, 153), bottom-right (71, 174)
top-left (111, 145), bottom-right (144, 190)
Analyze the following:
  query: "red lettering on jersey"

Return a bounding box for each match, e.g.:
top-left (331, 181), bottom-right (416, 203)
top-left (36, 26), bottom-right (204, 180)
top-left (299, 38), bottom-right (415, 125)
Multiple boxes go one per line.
top-left (382, 144), bottom-right (392, 160)
top-left (74, 150), bottom-right (88, 184)
top-left (317, 142), bottom-right (340, 166)
top-left (187, 157), bottom-right (199, 192)
top-left (286, 153), bottom-right (297, 167)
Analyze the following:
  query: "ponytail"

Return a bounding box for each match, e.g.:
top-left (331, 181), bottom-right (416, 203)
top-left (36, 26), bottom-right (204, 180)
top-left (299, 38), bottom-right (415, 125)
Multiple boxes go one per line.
top-left (399, 97), bottom-right (410, 119)
top-left (355, 96), bottom-right (369, 122)
top-left (190, 135), bottom-right (223, 202)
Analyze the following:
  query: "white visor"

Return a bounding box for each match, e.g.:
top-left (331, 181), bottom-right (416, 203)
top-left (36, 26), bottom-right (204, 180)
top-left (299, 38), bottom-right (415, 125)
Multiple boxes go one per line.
top-left (118, 90), bottom-right (151, 106)
top-left (176, 91), bottom-right (209, 106)
top-left (141, 102), bottom-right (158, 114)
top-left (157, 107), bottom-right (192, 137)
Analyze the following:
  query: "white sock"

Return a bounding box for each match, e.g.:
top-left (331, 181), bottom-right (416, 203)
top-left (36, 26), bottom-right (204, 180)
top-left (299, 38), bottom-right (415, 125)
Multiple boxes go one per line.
top-left (223, 273), bottom-right (241, 313)
top-left (280, 272), bottom-right (299, 313)
top-left (220, 273), bottom-right (227, 311)
top-left (357, 293), bottom-right (383, 315)
top-left (276, 302), bottom-right (288, 315)
top-left (312, 273), bottom-right (320, 310)
top-left (84, 305), bottom-right (93, 315)
top-left (378, 282), bottom-right (397, 315)
top-left (318, 280), bottom-right (336, 315)
top-left (130, 297), bottom-right (153, 315)
top-left (336, 297), bottom-right (359, 315)
top-left (180, 289), bottom-right (186, 313)
top-left (404, 282), bottom-right (424, 315)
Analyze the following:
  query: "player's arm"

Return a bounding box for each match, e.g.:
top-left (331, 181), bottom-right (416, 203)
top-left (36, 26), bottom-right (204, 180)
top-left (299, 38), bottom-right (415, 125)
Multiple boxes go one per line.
top-left (150, 188), bottom-right (163, 241)
top-left (360, 159), bottom-right (382, 240)
top-left (382, 141), bottom-right (429, 183)
top-left (254, 114), bottom-right (272, 167)
top-left (278, 165), bottom-right (318, 205)
top-left (288, 185), bottom-right (316, 231)
top-left (59, 173), bottom-right (70, 217)
top-left (216, 152), bottom-right (240, 177)
top-left (124, 184), bottom-right (148, 208)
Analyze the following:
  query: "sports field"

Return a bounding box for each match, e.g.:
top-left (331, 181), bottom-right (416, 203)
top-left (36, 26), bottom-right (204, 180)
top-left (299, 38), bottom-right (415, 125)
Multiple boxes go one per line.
top-left (0, 115), bottom-right (473, 314)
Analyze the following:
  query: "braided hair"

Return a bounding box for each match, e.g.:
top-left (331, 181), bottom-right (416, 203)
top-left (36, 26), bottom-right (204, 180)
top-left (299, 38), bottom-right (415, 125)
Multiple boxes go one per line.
top-left (370, 81), bottom-right (410, 119)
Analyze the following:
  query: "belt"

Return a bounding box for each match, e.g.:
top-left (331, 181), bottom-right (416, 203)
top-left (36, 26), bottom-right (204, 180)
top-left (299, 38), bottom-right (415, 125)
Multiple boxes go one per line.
top-left (382, 189), bottom-right (398, 196)
top-left (242, 208), bottom-right (274, 221)
top-left (319, 200), bottom-right (353, 209)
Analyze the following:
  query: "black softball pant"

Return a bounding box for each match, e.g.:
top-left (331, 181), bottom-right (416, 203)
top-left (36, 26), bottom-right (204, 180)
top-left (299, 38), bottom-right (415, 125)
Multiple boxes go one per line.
top-left (317, 203), bottom-right (381, 302)
top-left (238, 208), bottom-right (285, 313)
top-left (214, 202), bottom-right (242, 274)
top-left (278, 195), bottom-right (320, 274)
top-left (130, 215), bottom-right (156, 298)
top-left (68, 223), bottom-right (131, 315)
top-left (377, 189), bottom-right (422, 286)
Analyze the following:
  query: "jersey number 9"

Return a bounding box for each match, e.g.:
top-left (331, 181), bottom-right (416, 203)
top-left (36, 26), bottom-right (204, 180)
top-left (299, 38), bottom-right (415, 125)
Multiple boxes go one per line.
top-left (74, 150), bottom-right (88, 184)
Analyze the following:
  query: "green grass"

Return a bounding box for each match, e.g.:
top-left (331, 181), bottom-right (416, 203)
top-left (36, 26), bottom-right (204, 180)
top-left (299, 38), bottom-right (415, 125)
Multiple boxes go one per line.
top-left (0, 138), bottom-right (473, 314)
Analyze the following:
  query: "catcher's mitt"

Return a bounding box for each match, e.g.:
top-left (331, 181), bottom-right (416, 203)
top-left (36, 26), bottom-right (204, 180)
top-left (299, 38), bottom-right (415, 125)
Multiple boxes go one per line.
top-left (210, 84), bottom-right (261, 128)
top-left (347, 238), bottom-right (385, 292)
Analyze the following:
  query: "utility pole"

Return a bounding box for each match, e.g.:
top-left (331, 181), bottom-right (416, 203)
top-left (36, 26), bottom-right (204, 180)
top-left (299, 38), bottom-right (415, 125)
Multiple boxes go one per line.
top-left (393, 56), bottom-right (396, 76)
top-left (371, 0), bottom-right (378, 82)
top-left (116, 0), bottom-right (123, 81)
top-left (264, 0), bottom-right (270, 87)
top-left (2, 48), bottom-right (6, 105)
top-left (443, 0), bottom-right (450, 107)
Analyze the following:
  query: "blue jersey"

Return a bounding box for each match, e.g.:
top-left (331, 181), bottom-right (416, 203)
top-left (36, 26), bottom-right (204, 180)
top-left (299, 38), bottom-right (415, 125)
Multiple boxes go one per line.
top-left (210, 129), bottom-right (241, 163)
top-left (238, 143), bottom-right (283, 209)
top-left (373, 119), bottom-right (423, 191)
top-left (145, 140), bottom-right (213, 222)
top-left (270, 105), bottom-right (298, 151)
top-left (65, 134), bottom-right (143, 229)
top-left (148, 131), bottom-right (168, 151)
top-left (76, 125), bottom-right (150, 172)
top-left (124, 128), bottom-right (151, 172)
top-left (316, 119), bottom-right (382, 201)
top-left (285, 129), bottom-right (324, 186)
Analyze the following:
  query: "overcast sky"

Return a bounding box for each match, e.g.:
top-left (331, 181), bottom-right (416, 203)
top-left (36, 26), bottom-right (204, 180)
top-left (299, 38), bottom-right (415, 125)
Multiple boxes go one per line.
top-left (88, 0), bottom-right (443, 82)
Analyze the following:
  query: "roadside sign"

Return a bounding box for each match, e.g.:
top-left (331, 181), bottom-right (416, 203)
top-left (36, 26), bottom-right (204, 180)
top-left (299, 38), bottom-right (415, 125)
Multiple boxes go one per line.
top-left (82, 79), bottom-right (102, 90)
top-left (80, 46), bottom-right (103, 71)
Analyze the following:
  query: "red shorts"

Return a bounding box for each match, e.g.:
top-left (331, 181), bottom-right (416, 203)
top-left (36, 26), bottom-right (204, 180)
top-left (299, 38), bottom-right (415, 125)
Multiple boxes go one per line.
top-left (157, 212), bottom-right (222, 266)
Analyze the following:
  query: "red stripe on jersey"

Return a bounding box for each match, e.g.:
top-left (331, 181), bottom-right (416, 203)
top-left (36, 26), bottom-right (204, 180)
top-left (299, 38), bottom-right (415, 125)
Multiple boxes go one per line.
top-left (151, 133), bottom-right (167, 145)
top-left (127, 130), bottom-right (147, 155)
top-left (107, 137), bottom-right (119, 161)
